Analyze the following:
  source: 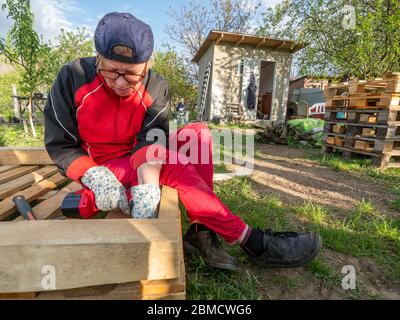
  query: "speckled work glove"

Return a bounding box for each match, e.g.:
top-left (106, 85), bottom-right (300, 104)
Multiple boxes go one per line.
top-left (81, 166), bottom-right (130, 215)
top-left (130, 184), bottom-right (161, 219)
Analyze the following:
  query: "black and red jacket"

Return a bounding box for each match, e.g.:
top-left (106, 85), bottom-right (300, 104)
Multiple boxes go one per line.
top-left (44, 57), bottom-right (170, 183)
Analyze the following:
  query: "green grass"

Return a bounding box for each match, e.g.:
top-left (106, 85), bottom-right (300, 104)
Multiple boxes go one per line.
top-left (310, 153), bottom-right (400, 187)
top-left (182, 177), bottom-right (299, 299)
top-left (182, 175), bottom-right (400, 299)
top-left (186, 255), bottom-right (262, 300)
top-left (391, 197), bottom-right (400, 211)
top-left (305, 257), bottom-right (339, 283)
top-left (214, 163), bottom-right (230, 174)
top-left (293, 200), bottom-right (400, 281)
top-left (0, 124), bottom-right (44, 147)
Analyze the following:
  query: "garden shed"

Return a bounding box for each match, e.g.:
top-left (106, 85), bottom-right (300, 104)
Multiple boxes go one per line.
top-left (193, 31), bottom-right (306, 123)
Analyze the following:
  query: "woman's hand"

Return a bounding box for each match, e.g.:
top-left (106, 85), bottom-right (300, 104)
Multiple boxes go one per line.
top-left (137, 161), bottom-right (162, 185)
top-left (81, 166), bottom-right (130, 215)
top-left (131, 161), bottom-right (163, 219)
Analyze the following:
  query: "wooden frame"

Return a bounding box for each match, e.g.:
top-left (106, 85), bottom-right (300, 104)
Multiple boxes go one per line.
top-left (0, 148), bottom-right (186, 300)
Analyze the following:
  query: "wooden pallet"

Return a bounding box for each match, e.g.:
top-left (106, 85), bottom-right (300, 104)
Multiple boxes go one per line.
top-left (325, 73), bottom-right (400, 110)
top-left (323, 118), bottom-right (400, 168)
top-left (0, 148), bottom-right (186, 300)
top-left (323, 132), bottom-right (400, 154)
top-left (324, 73), bottom-right (400, 98)
top-left (323, 74), bottom-right (400, 168)
top-left (325, 107), bottom-right (400, 124)
top-left (323, 136), bottom-right (400, 168)
top-left (324, 121), bottom-right (400, 141)
top-left (325, 93), bottom-right (400, 109)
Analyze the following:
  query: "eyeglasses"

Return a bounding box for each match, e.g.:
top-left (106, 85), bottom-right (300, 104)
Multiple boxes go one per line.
top-left (98, 62), bottom-right (147, 83)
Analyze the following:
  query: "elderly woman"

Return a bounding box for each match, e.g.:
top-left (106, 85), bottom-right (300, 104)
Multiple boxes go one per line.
top-left (44, 12), bottom-right (321, 271)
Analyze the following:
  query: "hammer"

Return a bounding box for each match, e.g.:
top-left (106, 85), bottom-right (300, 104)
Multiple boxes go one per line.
top-left (12, 195), bottom-right (66, 220)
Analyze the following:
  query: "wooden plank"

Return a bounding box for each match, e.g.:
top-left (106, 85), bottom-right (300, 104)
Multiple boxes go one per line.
top-left (0, 173), bottom-right (68, 221)
top-left (0, 219), bottom-right (180, 293)
top-left (390, 149), bottom-right (400, 156)
top-left (386, 162), bottom-right (400, 168)
top-left (0, 148), bottom-right (53, 165)
top-left (37, 187), bottom-right (185, 300)
top-left (322, 143), bottom-right (381, 157)
top-left (0, 165), bottom-right (20, 174)
top-left (0, 166), bottom-right (40, 185)
top-left (30, 182), bottom-right (81, 220)
top-left (158, 185), bottom-right (180, 220)
top-left (0, 166), bottom-right (58, 200)
top-left (106, 186), bottom-right (186, 299)
top-left (36, 190), bottom-right (58, 202)
top-left (331, 95), bottom-right (384, 100)
top-left (37, 282), bottom-right (185, 300)
top-left (0, 292), bottom-right (38, 300)
top-left (13, 182), bottom-right (81, 221)
top-left (144, 186), bottom-right (186, 299)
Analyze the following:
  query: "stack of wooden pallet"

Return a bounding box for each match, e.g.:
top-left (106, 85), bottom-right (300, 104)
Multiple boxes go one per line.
top-left (0, 148), bottom-right (185, 300)
top-left (322, 72), bottom-right (400, 168)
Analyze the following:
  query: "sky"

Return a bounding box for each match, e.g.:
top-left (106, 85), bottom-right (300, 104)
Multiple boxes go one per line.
top-left (0, 0), bottom-right (283, 50)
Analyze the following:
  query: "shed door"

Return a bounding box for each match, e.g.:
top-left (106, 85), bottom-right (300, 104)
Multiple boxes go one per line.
top-left (241, 58), bottom-right (261, 118)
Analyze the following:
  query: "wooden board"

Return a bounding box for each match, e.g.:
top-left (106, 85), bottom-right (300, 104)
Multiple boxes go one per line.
top-left (0, 166), bottom-right (58, 200)
top-left (0, 173), bottom-right (68, 221)
top-left (37, 282), bottom-right (185, 300)
top-left (0, 148), bottom-right (53, 165)
top-left (0, 147), bottom-right (54, 165)
top-left (0, 165), bottom-right (20, 174)
top-left (0, 166), bottom-right (40, 184)
top-left (159, 185), bottom-right (181, 220)
top-left (24, 181), bottom-right (81, 220)
top-left (37, 186), bottom-right (186, 300)
top-left (0, 219), bottom-right (181, 293)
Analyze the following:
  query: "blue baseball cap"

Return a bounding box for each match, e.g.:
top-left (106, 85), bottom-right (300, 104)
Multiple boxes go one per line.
top-left (94, 12), bottom-right (154, 64)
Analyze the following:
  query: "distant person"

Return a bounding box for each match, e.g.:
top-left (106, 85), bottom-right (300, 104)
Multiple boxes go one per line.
top-left (176, 100), bottom-right (186, 112)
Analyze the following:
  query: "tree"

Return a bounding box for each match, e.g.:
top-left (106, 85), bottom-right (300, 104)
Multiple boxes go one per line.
top-left (166, 0), bottom-right (260, 81)
top-left (257, 0), bottom-right (400, 79)
top-left (0, 1), bottom-right (94, 137)
top-left (43, 28), bottom-right (94, 88)
top-left (0, 0), bottom-right (51, 137)
top-left (152, 47), bottom-right (197, 108)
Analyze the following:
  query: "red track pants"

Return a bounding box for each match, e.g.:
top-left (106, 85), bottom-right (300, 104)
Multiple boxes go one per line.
top-left (81, 123), bottom-right (248, 244)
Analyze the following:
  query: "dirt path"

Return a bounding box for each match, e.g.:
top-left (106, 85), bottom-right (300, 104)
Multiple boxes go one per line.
top-left (249, 143), bottom-right (399, 218)
top-left (228, 144), bottom-right (400, 299)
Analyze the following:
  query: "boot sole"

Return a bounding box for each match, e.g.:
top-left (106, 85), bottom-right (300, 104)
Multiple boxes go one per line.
top-left (249, 234), bottom-right (323, 269)
top-left (183, 240), bottom-right (241, 271)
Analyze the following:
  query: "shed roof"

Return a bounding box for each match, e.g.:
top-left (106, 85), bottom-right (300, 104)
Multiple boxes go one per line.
top-left (192, 31), bottom-right (307, 63)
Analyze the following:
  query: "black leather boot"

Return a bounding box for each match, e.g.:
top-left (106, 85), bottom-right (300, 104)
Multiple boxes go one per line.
top-left (183, 224), bottom-right (240, 271)
top-left (245, 229), bottom-right (322, 268)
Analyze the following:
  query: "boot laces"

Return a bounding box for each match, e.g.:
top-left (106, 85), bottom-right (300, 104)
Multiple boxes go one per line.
top-left (264, 228), bottom-right (299, 238)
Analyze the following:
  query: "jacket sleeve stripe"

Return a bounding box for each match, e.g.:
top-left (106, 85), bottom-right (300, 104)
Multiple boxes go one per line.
top-left (146, 101), bottom-right (170, 128)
